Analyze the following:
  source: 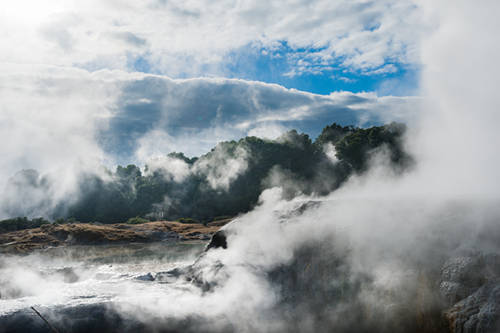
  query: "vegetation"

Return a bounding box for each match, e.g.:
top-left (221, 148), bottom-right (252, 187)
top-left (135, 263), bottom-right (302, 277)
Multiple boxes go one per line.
top-left (1, 122), bottom-right (411, 226)
top-left (335, 122), bottom-right (409, 171)
top-left (177, 217), bottom-right (200, 224)
top-left (126, 216), bottom-right (150, 224)
top-left (314, 123), bottom-right (354, 147)
top-left (0, 217), bottom-right (50, 233)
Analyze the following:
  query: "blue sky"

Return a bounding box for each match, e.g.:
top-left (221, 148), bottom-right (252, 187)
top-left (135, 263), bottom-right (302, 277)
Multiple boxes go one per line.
top-left (223, 42), bottom-right (419, 96)
top-left (128, 41), bottom-right (419, 97)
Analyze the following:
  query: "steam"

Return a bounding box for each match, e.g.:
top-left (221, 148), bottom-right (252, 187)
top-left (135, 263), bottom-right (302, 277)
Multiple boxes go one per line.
top-left (2, 1), bottom-right (500, 332)
top-left (143, 143), bottom-right (251, 192)
top-left (412, 0), bottom-right (500, 198)
top-left (96, 0), bottom-right (500, 330)
top-left (193, 144), bottom-right (250, 191)
top-left (144, 155), bottom-right (191, 183)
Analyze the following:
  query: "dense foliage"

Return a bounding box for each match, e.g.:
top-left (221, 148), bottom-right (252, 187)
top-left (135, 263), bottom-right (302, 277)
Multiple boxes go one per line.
top-left (0, 217), bottom-right (50, 233)
top-left (1, 122), bottom-right (410, 227)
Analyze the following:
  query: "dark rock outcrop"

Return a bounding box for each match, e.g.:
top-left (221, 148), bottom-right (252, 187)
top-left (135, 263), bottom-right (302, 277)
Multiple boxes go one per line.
top-left (205, 230), bottom-right (227, 251)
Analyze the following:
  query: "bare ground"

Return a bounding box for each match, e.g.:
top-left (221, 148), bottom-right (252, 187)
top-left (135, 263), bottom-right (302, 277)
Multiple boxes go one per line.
top-left (0, 219), bottom-right (231, 254)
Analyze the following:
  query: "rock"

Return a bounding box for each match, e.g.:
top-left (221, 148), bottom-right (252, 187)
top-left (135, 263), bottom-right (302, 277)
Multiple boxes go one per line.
top-left (155, 268), bottom-right (185, 283)
top-left (135, 272), bottom-right (155, 281)
top-left (0, 303), bottom-right (232, 333)
top-left (440, 281), bottom-right (472, 305)
top-left (441, 257), bottom-right (482, 283)
top-left (56, 267), bottom-right (80, 283)
top-left (205, 230), bottom-right (227, 251)
top-left (445, 282), bottom-right (500, 333)
top-left (440, 255), bottom-right (493, 304)
top-left (441, 253), bottom-right (500, 333)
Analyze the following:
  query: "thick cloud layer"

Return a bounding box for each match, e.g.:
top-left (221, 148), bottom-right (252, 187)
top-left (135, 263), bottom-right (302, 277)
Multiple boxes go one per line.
top-left (0, 64), bottom-right (417, 179)
top-left (1, 0), bottom-right (420, 77)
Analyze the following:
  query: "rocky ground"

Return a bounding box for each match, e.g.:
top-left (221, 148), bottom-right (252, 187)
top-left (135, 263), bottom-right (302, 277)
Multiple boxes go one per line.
top-left (0, 219), bottom-right (231, 254)
top-left (439, 253), bottom-right (500, 333)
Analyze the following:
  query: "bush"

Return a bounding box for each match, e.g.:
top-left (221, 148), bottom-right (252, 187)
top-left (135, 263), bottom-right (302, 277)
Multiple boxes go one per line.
top-left (126, 216), bottom-right (149, 224)
top-left (211, 216), bottom-right (231, 221)
top-left (178, 217), bottom-right (200, 224)
top-left (0, 217), bottom-right (50, 233)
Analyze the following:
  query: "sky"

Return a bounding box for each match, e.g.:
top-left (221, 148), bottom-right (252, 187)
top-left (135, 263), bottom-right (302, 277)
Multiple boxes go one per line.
top-left (0, 0), bottom-right (424, 173)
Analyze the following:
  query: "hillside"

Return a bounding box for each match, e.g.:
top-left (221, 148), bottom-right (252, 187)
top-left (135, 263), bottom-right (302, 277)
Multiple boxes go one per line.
top-left (1, 122), bottom-right (410, 224)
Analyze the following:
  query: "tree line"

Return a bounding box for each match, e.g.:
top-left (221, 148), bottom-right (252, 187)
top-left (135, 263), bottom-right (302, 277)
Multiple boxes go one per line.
top-left (1, 122), bottom-right (410, 230)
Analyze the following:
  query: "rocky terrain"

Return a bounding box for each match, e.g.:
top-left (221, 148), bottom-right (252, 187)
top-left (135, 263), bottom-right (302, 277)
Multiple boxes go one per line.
top-left (0, 226), bottom-right (499, 333)
top-left (440, 253), bottom-right (500, 333)
top-left (0, 219), bottom-right (231, 254)
top-left (0, 208), bottom-right (498, 333)
top-left (129, 229), bottom-right (500, 333)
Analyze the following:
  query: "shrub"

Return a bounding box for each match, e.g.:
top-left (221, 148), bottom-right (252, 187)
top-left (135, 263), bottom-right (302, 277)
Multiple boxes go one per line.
top-left (126, 216), bottom-right (149, 224)
top-left (0, 217), bottom-right (50, 233)
top-left (211, 216), bottom-right (231, 221)
top-left (178, 217), bottom-right (200, 224)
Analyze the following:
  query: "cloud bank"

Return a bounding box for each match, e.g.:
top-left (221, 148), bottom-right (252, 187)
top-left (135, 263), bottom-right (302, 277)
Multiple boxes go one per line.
top-left (0, 64), bottom-right (417, 182)
top-left (1, 0), bottom-right (421, 78)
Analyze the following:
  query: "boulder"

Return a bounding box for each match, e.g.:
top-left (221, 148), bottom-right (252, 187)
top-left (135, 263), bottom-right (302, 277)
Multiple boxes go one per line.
top-left (205, 230), bottom-right (227, 251)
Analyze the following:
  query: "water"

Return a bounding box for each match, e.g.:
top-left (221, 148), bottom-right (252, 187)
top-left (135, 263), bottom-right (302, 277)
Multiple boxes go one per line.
top-left (0, 241), bottom-right (206, 316)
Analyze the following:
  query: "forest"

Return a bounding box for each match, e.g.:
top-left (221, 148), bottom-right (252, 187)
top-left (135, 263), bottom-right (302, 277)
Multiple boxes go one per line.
top-left (0, 122), bottom-right (410, 229)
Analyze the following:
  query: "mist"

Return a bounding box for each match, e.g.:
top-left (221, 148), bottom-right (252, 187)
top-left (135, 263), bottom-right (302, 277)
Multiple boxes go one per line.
top-left (98, 0), bottom-right (500, 330)
top-left (1, 1), bottom-right (500, 332)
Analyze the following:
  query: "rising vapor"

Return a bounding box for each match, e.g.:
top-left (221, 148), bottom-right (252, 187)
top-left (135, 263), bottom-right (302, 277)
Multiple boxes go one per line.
top-left (1, 1), bottom-right (499, 333)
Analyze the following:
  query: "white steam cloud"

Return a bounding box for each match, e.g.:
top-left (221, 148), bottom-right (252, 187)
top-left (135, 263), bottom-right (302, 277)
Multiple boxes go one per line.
top-left (101, 0), bottom-right (500, 330)
top-left (2, 1), bottom-right (500, 332)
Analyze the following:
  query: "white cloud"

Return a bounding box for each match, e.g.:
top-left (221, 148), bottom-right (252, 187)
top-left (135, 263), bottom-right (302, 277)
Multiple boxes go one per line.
top-left (0, 65), bottom-right (418, 174)
top-left (0, 0), bottom-right (421, 77)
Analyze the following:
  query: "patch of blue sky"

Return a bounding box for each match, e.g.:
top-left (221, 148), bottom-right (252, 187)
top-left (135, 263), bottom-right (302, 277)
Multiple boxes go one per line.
top-left (129, 53), bottom-right (152, 73)
top-left (224, 41), bottom-right (419, 96)
top-left (122, 41), bottom-right (419, 97)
